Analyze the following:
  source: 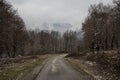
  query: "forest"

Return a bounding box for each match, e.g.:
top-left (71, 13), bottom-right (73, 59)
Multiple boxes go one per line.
top-left (0, 0), bottom-right (83, 58)
top-left (0, 0), bottom-right (120, 80)
top-left (1, 0), bottom-right (120, 58)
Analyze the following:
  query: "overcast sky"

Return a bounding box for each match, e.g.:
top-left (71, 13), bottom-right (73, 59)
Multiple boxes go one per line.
top-left (9, 0), bottom-right (112, 31)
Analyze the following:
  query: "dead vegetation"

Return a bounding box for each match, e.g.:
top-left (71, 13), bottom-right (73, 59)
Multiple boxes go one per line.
top-left (0, 55), bottom-right (38, 65)
top-left (67, 50), bottom-right (120, 80)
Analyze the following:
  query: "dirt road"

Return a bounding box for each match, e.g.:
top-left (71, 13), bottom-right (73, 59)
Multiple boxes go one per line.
top-left (35, 54), bottom-right (93, 80)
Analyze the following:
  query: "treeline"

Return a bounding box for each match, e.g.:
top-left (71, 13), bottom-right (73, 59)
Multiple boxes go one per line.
top-left (82, 0), bottom-right (120, 52)
top-left (2, 0), bottom-right (120, 58)
top-left (26, 30), bottom-right (82, 55)
top-left (0, 0), bottom-right (82, 58)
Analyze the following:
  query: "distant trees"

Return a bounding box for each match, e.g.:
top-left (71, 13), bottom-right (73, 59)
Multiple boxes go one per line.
top-left (51, 31), bottom-right (61, 53)
top-left (24, 30), bottom-right (81, 55)
top-left (63, 30), bottom-right (78, 53)
top-left (82, 0), bottom-right (120, 52)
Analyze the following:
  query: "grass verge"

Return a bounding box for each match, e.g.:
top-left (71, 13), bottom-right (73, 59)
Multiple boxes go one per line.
top-left (0, 55), bottom-right (48, 80)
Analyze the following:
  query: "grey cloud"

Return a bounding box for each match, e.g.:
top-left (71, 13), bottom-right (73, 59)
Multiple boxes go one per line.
top-left (9, 0), bottom-right (112, 31)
